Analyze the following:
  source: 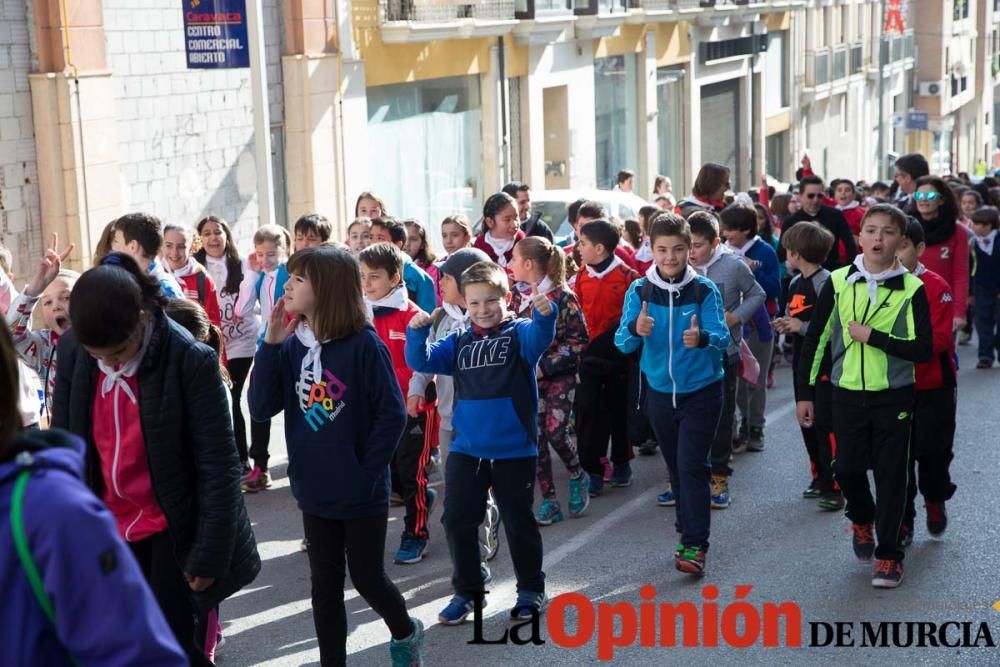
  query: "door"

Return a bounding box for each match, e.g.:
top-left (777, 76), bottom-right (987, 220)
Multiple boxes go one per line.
top-left (543, 86), bottom-right (570, 190)
top-left (700, 79), bottom-right (741, 190)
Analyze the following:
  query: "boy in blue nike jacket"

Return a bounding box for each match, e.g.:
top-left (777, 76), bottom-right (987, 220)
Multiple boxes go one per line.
top-left (406, 261), bottom-right (557, 625)
top-left (615, 213), bottom-right (729, 576)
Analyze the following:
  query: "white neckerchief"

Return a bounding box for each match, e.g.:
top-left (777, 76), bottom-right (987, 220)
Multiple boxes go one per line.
top-left (634, 238), bottom-right (653, 263)
top-left (585, 255), bottom-right (624, 280)
top-left (846, 255), bottom-right (908, 305)
top-left (726, 236), bottom-right (760, 258)
top-left (441, 301), bottom-right (469, 326)
top-left (518, 276), bottom-right (554, 313)
top-left (98, 320), bottom-right (154, 403)
top-left (837, 200), bottom-right (860, 212)
top-left (364, 285), bottom-right (409, 321)
top-left (645, 263), bottom-right (698, 293)
top-left (295, 322), bottom-right (327, 381)
top-left (694, 244), bottom-right (729, 276)
top-left (484, 232), bottom-right (515, 267)
top-left (170, 256), bottom-right (200, 278)
top-left (975, 229), bottom-right (997, 254)
top-left (913, 262), bottom-right (927, 277)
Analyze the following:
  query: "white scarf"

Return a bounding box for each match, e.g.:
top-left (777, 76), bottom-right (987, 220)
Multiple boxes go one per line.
top-left (846, 254), bottom-right (908, 306)
top-left (634, 238), bottom-right (653, 263)
top-left (694, 244), bottom-right (729, 275)
top-left (913, 262), bottom-right (927, 277)
top-left (975, 230), bottom-right (997, 255)
top-left (170, 256), bottom-right (200, 278)
top-left (295, 322), bottom-right (328, 382)
top-left (518, 276), bottom-right (553, 313)
top-left (364, 285), bottom-right (409, 321)
top-left (484, 232), bottom-right (515, 267)
top-left (645, 263), bottom-right (698, 293)
top-left (837, 200), bottom-right (860, 212)
top-left (98, 320), bottom-right (154, 403)
top-left (585, 255), bottom-right (624, 280)
top-left (441, 301), bottom-right (469, 326)
top-left (726, 236), bottom-right (760, 258)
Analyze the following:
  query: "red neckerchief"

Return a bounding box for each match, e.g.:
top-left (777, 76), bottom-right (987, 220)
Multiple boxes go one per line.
top-left (471, 315), bottom-right (514, 337)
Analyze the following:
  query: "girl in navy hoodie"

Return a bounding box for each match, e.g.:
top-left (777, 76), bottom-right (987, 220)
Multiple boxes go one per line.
top-left (248, 245), bottom-right (424, 666)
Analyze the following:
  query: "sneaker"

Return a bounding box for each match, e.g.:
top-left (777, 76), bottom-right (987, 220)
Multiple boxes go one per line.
top-left (710, 475), bottom-right (731, 509)
top-left (394, 534), bottom-right (428, 564)
top-left (871, 559), bottom-right (904, 589)
top-left (851, 522), bottom-right (876, 562)
top-left (732, 422), bottom-right (749, 454)
top-left (657, 485), bottom-right (676, 507)
top-left (600, 456), bottom-right (612, 482)
top-left (390, 492), bottom-right (405, 507)
top-left (438, 595), bottom-right (479, 625)
top-left (568, 474), bottom-right (590, 516)
top-left (389, 617), bottom-right (424, 666)
top-left (675, 545), bottom-right (707, 576)
top-left (480, 562), bottom-right (493, 585)
top-left (299, 538), bottom-right (309, 552)
top-left (610, 462), bottom-right (633, 488)
top-left (637, 440), bottom-right (658, 456)
top-left (898, 522), bottom-right (914, 548)
top-left (480, 491), bottom-right (501, 562)
top-left (588, 473), bottom-right (604, 497)
top-left (510, 591), bottom-right (548, 622)
top-left (240, 466), bottom-right (270, 493)
top-left (747, 427), bottom-right (765, 452)
top-left (817, 490), bottom-right (845, 511)
top-left (959, 331), bottom-right (972, 346)
top-left (977, 359), bottom-right (993, 369)
top-left (535, 498), bottom-right (564, 526)
top-left (926, 501), bottom-right (948, 537)
top-left (802, 480), bottom-right (822, 499)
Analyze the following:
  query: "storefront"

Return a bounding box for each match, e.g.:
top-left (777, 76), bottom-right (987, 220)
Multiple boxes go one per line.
top-left (656, 66), bottom-right (686, 192)
top-left (594, 54), bottom-right (639, 189)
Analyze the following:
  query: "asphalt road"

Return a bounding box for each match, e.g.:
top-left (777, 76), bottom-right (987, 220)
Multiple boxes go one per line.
top-left (218, 343), bottom-right (1000, 666)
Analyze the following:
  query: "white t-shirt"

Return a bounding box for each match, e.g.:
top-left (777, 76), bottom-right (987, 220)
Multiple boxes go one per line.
top-left (205, 255), bottom-right (260, 359)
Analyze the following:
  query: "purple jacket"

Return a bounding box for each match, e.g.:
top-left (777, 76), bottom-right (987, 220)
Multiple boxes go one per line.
top-left (0, 430), bottom-right (186, 666)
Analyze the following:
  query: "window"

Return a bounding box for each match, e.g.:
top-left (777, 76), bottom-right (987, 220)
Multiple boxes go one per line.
top-left (656, 68), bottom-right (685, 191)
top-left (765, 31), bottom-right (789, 114)
top-left (594, 55), bottom-right (639, 189)
top-left (841, 5), bottom-right (849, 44)
top-left (765, 131), bottom-right (787, 181)
top-left (953, 0), bottom-right (969, 21)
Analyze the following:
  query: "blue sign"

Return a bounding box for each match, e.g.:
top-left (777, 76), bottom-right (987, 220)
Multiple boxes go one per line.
top-left (183, 0), bottom-right (250, 69)
top-left (907, 111), bottom-right (929, 130)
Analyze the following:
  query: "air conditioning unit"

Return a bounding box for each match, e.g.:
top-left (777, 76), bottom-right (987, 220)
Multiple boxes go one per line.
top-left (918, 81), bottom-right (944, 96)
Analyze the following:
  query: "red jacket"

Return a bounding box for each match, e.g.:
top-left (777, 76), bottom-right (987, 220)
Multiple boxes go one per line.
top-left (372, 300), bottom-right (422, 396)
top-left (914, 267), bottom-right (956, 391)
top-left (920, 225), bottom-right (969, 318)
top-left (838, 204), bottom-right (866, 237)
top-left (574, 260), bottom-right (639, 340)
top-left (176, 269), bottom-right (223, 329)
top-left (564, 243), bottom-right (641, 272)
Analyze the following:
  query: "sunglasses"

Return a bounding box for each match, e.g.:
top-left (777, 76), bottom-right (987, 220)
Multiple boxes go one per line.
top-left (804, 193), bottom-right (823, 199)
top-left (913, 191), bottom-right (941, 202)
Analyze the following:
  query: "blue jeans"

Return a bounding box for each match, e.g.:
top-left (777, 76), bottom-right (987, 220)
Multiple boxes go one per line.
top-left (975, 285), bottom-right (1000, 362)
top-left (646, 381), bottom-right (723, 549)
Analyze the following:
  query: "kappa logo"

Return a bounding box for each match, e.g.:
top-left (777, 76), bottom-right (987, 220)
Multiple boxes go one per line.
top-left (458, 335), bottom-right (512, 371)
top-left (941, 292), bottom-right (953, 303)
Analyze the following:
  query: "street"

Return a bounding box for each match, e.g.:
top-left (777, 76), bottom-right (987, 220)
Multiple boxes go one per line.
top-left (218, 343), bottom-right (1000, 666)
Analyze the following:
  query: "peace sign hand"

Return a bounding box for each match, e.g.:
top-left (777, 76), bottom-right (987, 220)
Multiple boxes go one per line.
top-left (25, 233), bottom-right (75, 298)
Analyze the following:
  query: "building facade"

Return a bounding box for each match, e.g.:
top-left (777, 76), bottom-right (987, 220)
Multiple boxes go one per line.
top-left (0, 0), bottom-right (995, 277)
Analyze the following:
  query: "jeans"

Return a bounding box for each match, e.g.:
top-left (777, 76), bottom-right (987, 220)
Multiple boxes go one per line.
top-left (646, 381), bottom-right (723, 549)
top-left (974, 285), bottom-right (1000, 362)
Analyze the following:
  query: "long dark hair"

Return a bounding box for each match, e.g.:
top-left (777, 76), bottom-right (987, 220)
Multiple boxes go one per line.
top-left (165, 298), bottom-right (231, 386)
top-left (913, 175), bottom-right (960, 224)
top-left (194, 215), bottom-right (243, 295)
top-left (0, 325), bottom-right (21, 450)
top-left (754, 203), bottom-right (776, 243)
top-left (69, 253), bottom-right (167, 348)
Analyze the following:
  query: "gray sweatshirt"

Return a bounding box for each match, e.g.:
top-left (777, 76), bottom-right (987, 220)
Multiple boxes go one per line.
top-left (696, 249), bottom-right (766, 360)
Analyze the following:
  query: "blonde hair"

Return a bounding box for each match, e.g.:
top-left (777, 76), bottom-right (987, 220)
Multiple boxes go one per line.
top-left (460, 261), bottom-right (509, 296)
top-left (515, 236), bottom-right (566, 289)
top-left (253, 224), bottom-right (292, 252)
top-left (441, 214), bottom-right (472, 239)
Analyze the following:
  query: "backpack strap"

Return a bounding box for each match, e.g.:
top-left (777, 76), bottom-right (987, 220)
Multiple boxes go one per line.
top-left (196, 270), bottom-right (207, 305)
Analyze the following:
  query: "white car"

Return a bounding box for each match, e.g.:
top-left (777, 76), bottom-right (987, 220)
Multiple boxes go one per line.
top-left (529, 189), bottom-right (654, 241)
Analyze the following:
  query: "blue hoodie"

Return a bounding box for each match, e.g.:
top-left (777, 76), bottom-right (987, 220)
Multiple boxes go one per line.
top-left (249, 325), bottom-right (407, 519)
top-left (406, 305), bottom-right (557, 460)
top-left (615, 265), bottom-right (730, 400)
top-left (403, 259), bottom-right (437, 313)
top-left (0, 430), bottom-right (186, 666)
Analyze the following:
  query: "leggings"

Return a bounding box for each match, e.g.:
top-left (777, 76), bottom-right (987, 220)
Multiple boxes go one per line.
top-left (537, 377), bottom-right (582, 500)
top-left (227, 356), bottom-right (272, 468)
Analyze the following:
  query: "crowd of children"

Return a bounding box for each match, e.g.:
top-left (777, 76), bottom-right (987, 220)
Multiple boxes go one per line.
top-left (4, 151), bottom-right (998, 665)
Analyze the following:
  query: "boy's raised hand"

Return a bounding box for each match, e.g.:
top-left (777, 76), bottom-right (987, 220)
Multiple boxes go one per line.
top-left (682, 314), bottom-right (701, 348)
top-left (408, 308), bottom-right (435, 330)
top-left (530, 283), bottom-right (552, 317)
top-left (636, 301), bottom-right (654, 337)
top-left (263, 297), bottom-right (297, 345)
top-left (26, 233), bottom-right (74, 298)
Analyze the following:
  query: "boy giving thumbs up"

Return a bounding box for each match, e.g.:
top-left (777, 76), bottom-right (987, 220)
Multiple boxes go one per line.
top-left (613, 212), bottom-right (730, 577)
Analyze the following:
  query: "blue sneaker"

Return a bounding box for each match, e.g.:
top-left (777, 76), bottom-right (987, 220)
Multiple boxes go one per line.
top-left (710, 475), bottom-right (731, 510)
top-left (657, 484), bottom-right (676, 507)
top-left (588, 473), bottom-right (604, 497)
top-left (535, 498), bottom-right (564, 526)
top-left (389, 617), bottom-right (424, 666)
top-left (610, 462), bottom-right (633, 488)
top-left (438, 594), bottom-right (481, 625)
top-left (394, 534), bottom-right (428, 564)
top-left (510, 590), bottom-right (548, 622)
top-left (568, 474), bottom-right (590, 516)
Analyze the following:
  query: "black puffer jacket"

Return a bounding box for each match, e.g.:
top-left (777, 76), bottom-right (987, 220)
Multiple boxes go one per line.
top-left (51, 311), bottom-right (260, 610)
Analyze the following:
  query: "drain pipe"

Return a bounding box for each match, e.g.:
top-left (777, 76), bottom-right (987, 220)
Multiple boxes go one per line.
top-left (498, 36), bottom-right (509, 184)
top-left (59, 0), bottom-right (92, 263)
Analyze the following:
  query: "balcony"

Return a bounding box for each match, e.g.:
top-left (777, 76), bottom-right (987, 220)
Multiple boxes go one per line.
top-left (831, 44), bottom-right (847, 81)
top-left (805, 47), bottom-right (830, 88)
top-left (379, 0), bottom-right (517, 42)
top-left (879, 29), bottom-right (914, 66)
top-left (850, 41), bottom-right (863, 74)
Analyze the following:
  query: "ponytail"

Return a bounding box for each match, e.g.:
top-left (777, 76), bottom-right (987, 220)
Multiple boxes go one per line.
top-left (164, 298), bottom-right (232, 387)
top-left (517, 236), bottom-right (566, 289)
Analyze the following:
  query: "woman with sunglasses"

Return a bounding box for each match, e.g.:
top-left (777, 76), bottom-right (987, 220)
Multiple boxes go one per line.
top-left (912, 176), bottom-right (970, 332)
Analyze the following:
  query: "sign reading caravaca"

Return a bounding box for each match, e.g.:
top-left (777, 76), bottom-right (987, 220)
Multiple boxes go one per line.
top-left (183, 0), bottom-right (250, 69)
